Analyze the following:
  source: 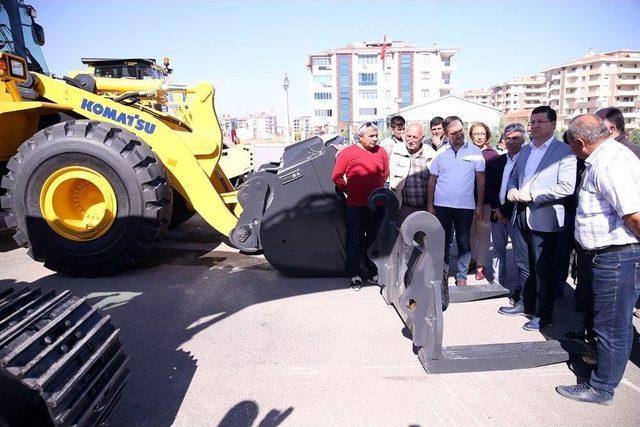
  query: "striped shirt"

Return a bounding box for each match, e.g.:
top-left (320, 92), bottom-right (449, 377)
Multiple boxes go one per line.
top-left (575, 138), bottom-right (640, 250)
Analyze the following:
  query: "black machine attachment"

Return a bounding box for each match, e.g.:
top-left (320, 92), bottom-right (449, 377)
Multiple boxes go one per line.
top-left (230, 135), bottom-right (349, 276)
top-left (368, 188), bottom-right (589, 373)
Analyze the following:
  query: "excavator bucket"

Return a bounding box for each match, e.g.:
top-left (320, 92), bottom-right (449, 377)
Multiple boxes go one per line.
top-left (230, 135), bottom-right (348, 276)
top-left (367, 188), bottom-right (589, 373)
top-left (0, 287), bottom-right (128, 426)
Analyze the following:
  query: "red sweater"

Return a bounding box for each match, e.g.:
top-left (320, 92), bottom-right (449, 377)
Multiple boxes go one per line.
top-left (332, 144), bottom-right (389, 207)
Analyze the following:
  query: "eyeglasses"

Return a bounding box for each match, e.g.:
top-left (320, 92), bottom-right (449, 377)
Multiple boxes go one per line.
top-left (530, 120), bottom-right (551, 125)
top-left (449, 129), bottom-right (465, 136)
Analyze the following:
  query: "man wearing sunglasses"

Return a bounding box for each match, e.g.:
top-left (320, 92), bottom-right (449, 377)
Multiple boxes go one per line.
top-left (332, 122), bottom-right (389, 291)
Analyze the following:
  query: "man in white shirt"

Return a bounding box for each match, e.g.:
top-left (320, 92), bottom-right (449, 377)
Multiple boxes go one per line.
top-left (379, 115), bottom-right (406, 157)
top-left (499, 106), bottom-right (577, 331)
top-left (427, 116), bottom-right (485, 287)
top-left (486, 123), bottom-right (525, 293)
top-left (556, 114), bottom-right (640, 405)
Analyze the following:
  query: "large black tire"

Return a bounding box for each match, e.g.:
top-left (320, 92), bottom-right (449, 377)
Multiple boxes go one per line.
top-left (169, 190), bottom-right (195, 228)
top-left (0, 287), bottom-right (128, 426)
top-left (0, 120), bottom-right (172, 276)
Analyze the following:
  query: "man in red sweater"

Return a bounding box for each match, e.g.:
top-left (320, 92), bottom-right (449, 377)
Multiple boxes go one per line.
top-left (332, 122), bottom-right (389, 290)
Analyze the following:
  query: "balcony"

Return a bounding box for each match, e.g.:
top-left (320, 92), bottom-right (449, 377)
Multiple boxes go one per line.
top-left (616, 89), bottom-right (640, 96)
top-left (575, 100), bottom-right (598, 110)
top-left (617, 76), bottom-right (640, 84)
top-left (617, 67), bottom-right (640, 74)
top-left (617, 100), bottom-right (636, 107)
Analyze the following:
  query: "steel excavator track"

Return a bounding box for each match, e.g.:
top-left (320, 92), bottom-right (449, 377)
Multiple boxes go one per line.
top-left (0, 287), bottom-right (129, 427)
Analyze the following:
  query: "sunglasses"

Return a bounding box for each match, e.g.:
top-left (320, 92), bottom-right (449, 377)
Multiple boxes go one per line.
top-left (359, 121), bottom-right (377, 131)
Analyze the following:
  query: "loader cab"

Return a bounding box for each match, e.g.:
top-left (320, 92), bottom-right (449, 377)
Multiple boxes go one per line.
top-left (80, 58), bottom-right (167, 81)
top-left (0, 0), bottom-right (48, 74)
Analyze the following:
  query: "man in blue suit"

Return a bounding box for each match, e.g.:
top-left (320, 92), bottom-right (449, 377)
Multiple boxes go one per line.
top-left (498, 106), bottom-right (577, 330)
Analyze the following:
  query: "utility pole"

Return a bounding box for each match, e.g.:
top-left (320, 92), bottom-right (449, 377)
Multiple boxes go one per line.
top-left (283, 73), bottom-right (291, 143)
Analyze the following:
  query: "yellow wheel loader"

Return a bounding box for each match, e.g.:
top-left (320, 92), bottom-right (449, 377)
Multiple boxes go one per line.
top-left (0, 0), bottom-right (254, 276)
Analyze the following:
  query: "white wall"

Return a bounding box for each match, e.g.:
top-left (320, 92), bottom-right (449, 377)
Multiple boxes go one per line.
top-left (399, 96), bottom-right (503, 130)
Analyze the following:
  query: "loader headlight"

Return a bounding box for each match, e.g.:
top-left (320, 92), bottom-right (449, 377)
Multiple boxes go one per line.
top-left (0, 52), bottom-right (28, 83)
top-left (9, 58), bottom-right (26, 79)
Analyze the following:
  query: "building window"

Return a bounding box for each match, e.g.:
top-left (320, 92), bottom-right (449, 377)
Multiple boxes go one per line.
top-left (421, 89), bottom-right (429, 97)
top-left (313, 57), bottom-right (330, 66)
top-left (313, 75), bottom-right (331, 86)
top-left (386, 90), bottom-right (391, 99)
top-left (420, 71), bottom-right (430, 80)
top-left (359, 90), bottom-right (377, 99)
top-left (400, 53), bottom-right (411, 108)
top-left (359, 108), bottom-right (377, 115)
top-left (358, 73), bottom-right (377, 86)
top-left (422, 53), bottom-right (430, 63)
top-left (443, 57), bottom-right (451, 67)
top-left (314, 92), bottom-right (332, 100)
top-left (314, 109), bottom-right (333, 117)
top-left (338, 54), bottom-right (351, 123)
top-left (358, 54), bottom-right (377, 65)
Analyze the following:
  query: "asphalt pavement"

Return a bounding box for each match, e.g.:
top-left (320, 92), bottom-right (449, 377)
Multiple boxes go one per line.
top-left (1, 216), bottom-right (639, 426)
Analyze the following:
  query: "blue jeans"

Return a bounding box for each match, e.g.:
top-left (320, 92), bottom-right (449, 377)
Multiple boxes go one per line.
top-left (345, 206), bottom-right (382, 279)
top-left (588, 245), bottom-right (640, 397)
top-left (434, 206), bottom-right (474, 280)
top-left (491, 220), bottom-right (515, 289)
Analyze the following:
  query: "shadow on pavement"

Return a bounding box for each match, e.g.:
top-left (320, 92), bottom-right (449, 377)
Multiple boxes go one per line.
top-left (218, 400), bottom-right (293, 427)
top-left (0, 252), bottom-right (344, 426)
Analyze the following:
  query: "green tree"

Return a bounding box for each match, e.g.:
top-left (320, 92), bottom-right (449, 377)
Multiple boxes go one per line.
top-left (628, 129), bottom-right (640, 145)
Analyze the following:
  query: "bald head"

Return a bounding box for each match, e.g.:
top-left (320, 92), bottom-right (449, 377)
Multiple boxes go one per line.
top-left (404, 122), bottom-right (425, 153)
top-left (567, 114), bottom-right (609, 145)
top-left (566, 114), bottom-right (610, 159)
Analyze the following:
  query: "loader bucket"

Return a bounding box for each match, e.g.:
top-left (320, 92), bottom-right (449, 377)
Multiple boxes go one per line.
top-left (367, 188), bottom-right (590, 374)
top-left (229, 136), bottom-right (348, 276)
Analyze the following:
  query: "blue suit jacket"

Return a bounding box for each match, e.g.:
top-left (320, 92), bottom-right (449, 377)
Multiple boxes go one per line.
top-left (507, 138), bottom-right (577, 232)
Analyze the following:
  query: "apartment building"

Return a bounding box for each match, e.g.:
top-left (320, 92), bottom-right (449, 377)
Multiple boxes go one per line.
top-left (462, 88), bottom-right (491, 105)
top-left (464, 50), bottom-right (640, 129)
top-left (220, 113), bottom-right (279, 140)
top-left (488, 74), bottom-right (547, 113)
top-left (307, 40), bottom-right (459, 130)
top-left (292, 116), bottom-right (312, 140)
top-left (543, 49), bottom-right (640, 128)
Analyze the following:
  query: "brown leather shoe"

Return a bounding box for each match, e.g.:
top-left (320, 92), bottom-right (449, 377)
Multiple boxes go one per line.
top-left (456, 278), bottom-right (467, 287)
top-left (475, 269), bottom-right (486, 281)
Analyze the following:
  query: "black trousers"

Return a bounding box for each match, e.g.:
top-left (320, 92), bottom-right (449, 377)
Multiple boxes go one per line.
top-left (345, 206), bottom-right (382, 279)
top-left (513, 210), bottom-right (564, 324)
top-left (574, 245), bottom-right (595, 331)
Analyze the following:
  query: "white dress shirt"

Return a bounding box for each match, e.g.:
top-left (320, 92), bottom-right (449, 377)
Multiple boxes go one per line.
top-left (499, 152), bottom-right (519, 205)
top-left (521, 136), bottom-right (553, 193)
top-left (575, 138), bottom-right (640, 250)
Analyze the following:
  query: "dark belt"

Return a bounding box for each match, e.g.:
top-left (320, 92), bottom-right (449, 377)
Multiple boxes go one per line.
top-left (584, 243), bottom-right (640, 256)
top-left (516, 202), bottom-right (529, 213)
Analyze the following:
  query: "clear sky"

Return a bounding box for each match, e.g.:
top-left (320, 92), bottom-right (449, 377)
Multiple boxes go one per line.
top-left (31, 0), bottom-right (640, 121)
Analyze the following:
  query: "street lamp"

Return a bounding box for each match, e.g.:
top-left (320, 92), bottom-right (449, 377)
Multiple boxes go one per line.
top-left (283, 73), bottom-right (291, 143)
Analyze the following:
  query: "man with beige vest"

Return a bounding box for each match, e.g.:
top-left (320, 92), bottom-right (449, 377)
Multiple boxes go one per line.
top-left (389, 122), bottom-right (437, 221)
